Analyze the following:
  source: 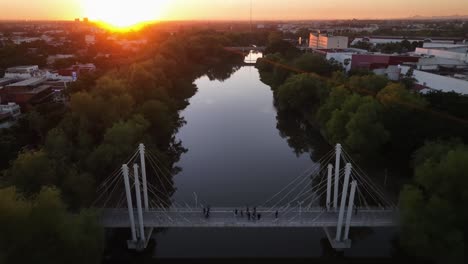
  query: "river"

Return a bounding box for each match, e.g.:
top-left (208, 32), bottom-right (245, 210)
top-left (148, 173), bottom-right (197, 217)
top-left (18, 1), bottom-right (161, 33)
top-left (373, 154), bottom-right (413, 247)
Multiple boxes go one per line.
top-left (149, 54), bottom-right (397, 259)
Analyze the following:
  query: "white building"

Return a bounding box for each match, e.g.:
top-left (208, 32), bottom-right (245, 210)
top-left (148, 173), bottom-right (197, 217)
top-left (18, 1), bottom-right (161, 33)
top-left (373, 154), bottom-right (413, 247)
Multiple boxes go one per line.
top-left (326, 52), bottom-right (354, 72)
top-left (4, 65), bottom-right (41, 80)
top-left (351, 37), bottom-right (458, 46)
top-left (0, 103), bottom-right (21, 118)
top-left (47, 54), bottom-right (75, 65)
top-left (309, 33), bottom-right (348, 49)
top-left (399, 65), bottom-right (468, 95)
top-left (414, 47), bottom-right (468, 63)
top-left (0, 102), bottom-right (21, 129)
top-left (85, 35), bottom-right (96, 45)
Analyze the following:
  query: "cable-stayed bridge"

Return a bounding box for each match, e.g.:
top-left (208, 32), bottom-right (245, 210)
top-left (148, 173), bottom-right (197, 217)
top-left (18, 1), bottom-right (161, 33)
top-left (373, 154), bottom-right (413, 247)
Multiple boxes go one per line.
top-left (94, 144), bottom-right (398, 251)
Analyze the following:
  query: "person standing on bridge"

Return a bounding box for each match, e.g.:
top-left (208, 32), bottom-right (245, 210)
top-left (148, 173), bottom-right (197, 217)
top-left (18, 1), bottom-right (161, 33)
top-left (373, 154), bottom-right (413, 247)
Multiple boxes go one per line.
top-left (275, 210), bottom-right (279, 219)
top-left (247, 211), bottom-right (251, 220)
top-left (235, 209), bottom-right (238, 216)
top-left (240, 210), bottom-right (244, 217)
top-left (258, 213), bottom-right (261, 220)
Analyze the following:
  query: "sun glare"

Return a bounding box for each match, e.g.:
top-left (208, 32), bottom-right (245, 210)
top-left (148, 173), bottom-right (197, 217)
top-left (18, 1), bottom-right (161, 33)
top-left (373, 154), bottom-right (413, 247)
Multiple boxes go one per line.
top-left (82, 0), bottom-right (168, 31)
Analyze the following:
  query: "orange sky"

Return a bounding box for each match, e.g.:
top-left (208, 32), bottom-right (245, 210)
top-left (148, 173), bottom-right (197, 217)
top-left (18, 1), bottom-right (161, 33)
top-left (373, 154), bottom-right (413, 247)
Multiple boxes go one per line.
top-left (0, 0), bottom-right (467, 21)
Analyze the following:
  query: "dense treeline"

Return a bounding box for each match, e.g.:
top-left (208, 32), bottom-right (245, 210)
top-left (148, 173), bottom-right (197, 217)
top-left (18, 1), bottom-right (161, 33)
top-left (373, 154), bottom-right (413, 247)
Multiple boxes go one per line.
top-left (0, 30), bottom-right (243, 263)
top-left (352, 40), bottom-right (424, 54)
top-left (257, 38), bottom-right (468, 263)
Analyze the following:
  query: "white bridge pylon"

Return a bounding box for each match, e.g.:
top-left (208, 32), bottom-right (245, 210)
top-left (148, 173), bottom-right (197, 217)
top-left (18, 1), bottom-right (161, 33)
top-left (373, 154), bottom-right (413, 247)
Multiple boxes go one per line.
top-left (98, 143), bottom-right (397, 251)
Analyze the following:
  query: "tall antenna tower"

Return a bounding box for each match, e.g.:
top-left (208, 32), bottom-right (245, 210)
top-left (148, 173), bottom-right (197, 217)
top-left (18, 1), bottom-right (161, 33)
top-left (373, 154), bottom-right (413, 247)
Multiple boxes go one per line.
top-left (250, 0), bottom-right (253, 46)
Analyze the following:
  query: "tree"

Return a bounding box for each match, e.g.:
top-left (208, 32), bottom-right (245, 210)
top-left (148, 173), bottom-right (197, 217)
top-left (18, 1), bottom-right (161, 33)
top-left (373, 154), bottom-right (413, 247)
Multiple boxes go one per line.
top-left (276, 74), bottom-right (327, 112)
top-left (293, 53), bottom-right (342, 76)
top-left (376, 83), bottom-right (430, 158)
top-left (400, 141), bottom-right (468, 263)
top-left (323, 94), bottom-right (389, 158)
top-left (86, 115), bottom-right (150, 178)
top-left (348, 74), bottom-right (389, 95)
top-left (344, 97), bottom-right (389, 156)
top-left (5, 150), bottom-right (56, 195)
top-left (0, 187), bottom-right (103, 264)
top-left (316, 85), bottom-right (350, 126)
top-left (264, 33), bottom-right (300, 58)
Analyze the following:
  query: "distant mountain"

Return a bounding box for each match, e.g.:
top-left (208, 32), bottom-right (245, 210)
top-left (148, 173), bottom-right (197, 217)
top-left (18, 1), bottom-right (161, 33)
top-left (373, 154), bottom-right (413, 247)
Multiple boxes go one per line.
top-left (405, 15), bottom-right (468, 20)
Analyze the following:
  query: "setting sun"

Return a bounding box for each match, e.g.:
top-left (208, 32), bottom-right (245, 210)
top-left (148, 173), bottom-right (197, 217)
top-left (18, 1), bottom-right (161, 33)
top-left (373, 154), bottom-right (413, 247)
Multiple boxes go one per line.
top-left (82, 0), bottom-right (168, 30)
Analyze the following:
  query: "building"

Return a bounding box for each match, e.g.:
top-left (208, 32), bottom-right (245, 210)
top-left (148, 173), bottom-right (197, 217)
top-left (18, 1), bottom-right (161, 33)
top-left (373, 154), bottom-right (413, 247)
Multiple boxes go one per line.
top-left (351, 54), bottom-right (420, 71)
top-left (57, 63), bottom-right (96, 79)
top-left (309, 33), bottom-right (348, 49)
top-left (399, 65), bottom-right (468, 95)
top-left (0, 103), bottom-right (21, 129)
top-left (351, 36), bottom-right (465, 46)
top-left (4, 65), bottom-right (41, 80)
top-left (47, 54), bottom-right (75, 65)
top-left (85, 34), bottom-right (96, 45)
top-left (0, 77), bottom-right (53, 110)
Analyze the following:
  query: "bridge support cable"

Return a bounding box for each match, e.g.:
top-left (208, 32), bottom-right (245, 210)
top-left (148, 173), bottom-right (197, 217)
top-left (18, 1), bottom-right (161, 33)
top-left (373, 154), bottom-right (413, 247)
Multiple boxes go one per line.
top-left (139, 144), bottom-right (149, 211)
top-left (92, 172), bottom-right (122, 207)
top-left (122, 164), bottom-right (137, 242)
top-left (344, 180), bottom-right (357, 241)
top-left (133, 164), bottom-right (145, 241)
top-left (92, 148), bottom-right (140, 208)
top-left (340, 150), bottom-right (384, 208)
top-left (101, 176), bottom-right (124, 208)
top-left (334, 144), bottom-right (342, 210)
top-left (145, 150), bottom-right (194, 211)
top-left (336, 163), bottom-right (352, 242)
top-left (259, 149), bottom-right (335, 208)
top-left (145, 153), bottom-right (192, 212)
top-left (281, 175), bottom-right (336, 218)
top-left (145, 182), bottom-right (192, 224)
top-left (97, 149), bottom-right (139, 192)
top-left (262, 151), bottom-right (336, 214)
top-left (264, 164), bottom-right (324, 215)
top-left (341, 149), bottom-right (396, 208)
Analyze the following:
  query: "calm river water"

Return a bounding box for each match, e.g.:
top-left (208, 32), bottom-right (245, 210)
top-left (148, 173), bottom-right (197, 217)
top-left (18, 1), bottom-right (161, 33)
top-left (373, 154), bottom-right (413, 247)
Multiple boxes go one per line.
top-left (151, 57), bottom-right (396, 258)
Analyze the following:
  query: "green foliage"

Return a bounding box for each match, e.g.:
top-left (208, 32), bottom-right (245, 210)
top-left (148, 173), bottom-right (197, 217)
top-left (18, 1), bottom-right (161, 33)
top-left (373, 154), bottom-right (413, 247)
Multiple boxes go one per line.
top-left (322, 94), bottom-right (389, 157)
top-left (377, 83), bottom-right (428, 108)
top-left (293, 53), bottom-right (342, 76)
top-left (86, 115), bottom-right (149, 177)
top-left (400, 142), bottom-right (468, 263)
top-left (0, 187), bottom-right (103, 264)
top-left (257, 53), bottom-right (293, 87)
top-left (276, 74), bottom-right (327, 112)
top-left (5, 150), bottom-right (56, 195)
top-left (316, 86), bottom-right (350, 126)
top-left (348, 75), bottom-right (389, 95)
top-left (264, 32), bottom-right (300, 58)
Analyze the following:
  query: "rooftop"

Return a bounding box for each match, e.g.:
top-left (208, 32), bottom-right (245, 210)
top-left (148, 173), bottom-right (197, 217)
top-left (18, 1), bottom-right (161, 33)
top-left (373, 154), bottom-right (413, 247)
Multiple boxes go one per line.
top-left (6, 77), bottom-right (46, 88)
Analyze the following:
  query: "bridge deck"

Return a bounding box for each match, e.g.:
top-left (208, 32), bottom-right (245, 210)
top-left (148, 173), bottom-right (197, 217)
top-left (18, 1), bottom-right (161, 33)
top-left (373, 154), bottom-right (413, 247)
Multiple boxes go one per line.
top-left (100, 207), bottom-right (398, 228)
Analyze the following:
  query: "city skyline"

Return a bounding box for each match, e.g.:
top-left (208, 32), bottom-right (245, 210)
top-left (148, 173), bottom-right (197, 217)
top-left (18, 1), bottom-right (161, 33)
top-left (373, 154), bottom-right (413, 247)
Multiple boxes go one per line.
top-left (0, 0), bottom-right (467, 22)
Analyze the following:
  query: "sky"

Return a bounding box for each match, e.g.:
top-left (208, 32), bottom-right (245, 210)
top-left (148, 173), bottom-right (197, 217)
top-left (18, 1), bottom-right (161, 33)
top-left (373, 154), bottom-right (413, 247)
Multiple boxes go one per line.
top-left (0, 0), bottom-right (467, 21)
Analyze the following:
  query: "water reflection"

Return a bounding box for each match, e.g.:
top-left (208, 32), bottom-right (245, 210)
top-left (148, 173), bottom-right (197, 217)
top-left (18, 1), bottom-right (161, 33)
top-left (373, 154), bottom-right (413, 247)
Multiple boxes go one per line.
top-left (245, 50), bottom-right (263, 64)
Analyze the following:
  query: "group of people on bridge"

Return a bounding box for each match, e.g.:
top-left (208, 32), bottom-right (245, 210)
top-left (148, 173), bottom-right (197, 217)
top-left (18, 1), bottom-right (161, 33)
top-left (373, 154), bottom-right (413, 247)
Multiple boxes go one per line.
top-left (201, 206), bottom-right (280, 221)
